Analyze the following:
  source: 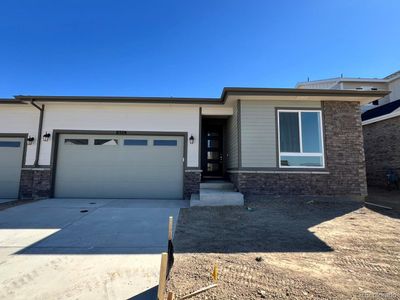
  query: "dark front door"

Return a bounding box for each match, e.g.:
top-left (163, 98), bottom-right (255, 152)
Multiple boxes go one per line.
top-left (202, 125), bottom-right (223, 177)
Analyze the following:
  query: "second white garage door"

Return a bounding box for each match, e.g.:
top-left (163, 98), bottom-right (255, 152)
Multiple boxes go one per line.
top-left (54, 134), bottom-right (184, 199)
top-left (0, 137), bottom-right (24, 199)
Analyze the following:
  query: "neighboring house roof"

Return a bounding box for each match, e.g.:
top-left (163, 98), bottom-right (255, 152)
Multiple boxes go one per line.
top-left (384, 70), bottom-right (400, 80)
top-left (296, 70), bottom-right (400, 88)
top-left (0, 87), bottom-right (387, 105)
top-left (362, 99), bottom-right (400, 124)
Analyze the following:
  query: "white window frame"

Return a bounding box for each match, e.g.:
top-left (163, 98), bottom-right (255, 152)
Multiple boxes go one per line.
top-left (277, 109), bottom-right (325, 169)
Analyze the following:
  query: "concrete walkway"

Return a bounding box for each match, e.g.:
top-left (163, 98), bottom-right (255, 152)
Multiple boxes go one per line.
top-left (0, 198), bottom-right (188, 300)
top-left (0, 198), bottom-right (16, 204)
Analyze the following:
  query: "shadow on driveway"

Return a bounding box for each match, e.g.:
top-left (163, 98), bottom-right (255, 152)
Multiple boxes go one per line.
top-left (127, 286), bottom-right (158, 300)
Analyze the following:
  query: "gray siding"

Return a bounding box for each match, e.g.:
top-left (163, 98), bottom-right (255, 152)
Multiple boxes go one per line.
top-left (226, 101), bottom-right (239, 169)
top-left (240, 100), bottom-right (321, 168)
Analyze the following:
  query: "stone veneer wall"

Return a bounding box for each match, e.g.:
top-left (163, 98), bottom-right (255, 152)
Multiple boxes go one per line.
top-left (19, 168), bottom-right (52, 199)
top-left (230, 101), bottom-right (368, 197)
top-left (183, 170), bottom-right (201, 199)
top-left (363, 115), bottom-right (400, 187)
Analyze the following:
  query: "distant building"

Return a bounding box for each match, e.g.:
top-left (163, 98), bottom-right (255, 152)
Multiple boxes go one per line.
top-left (296, 71), bottom-right (400, 113)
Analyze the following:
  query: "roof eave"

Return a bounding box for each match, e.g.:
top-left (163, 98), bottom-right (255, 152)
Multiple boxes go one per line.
top-left (13, 88), bottom-right (389, 105)
top-left (0, 99), bottom-right (26, 105)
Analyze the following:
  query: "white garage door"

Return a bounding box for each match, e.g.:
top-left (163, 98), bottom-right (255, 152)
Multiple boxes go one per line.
top-left (0, 137), bottom-right (24, 199)
top-left (54, 134), bottom-right (184, 199)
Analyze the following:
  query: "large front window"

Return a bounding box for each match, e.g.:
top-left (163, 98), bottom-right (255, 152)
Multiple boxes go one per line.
top-left (278, 110), bottom-right (324, 168)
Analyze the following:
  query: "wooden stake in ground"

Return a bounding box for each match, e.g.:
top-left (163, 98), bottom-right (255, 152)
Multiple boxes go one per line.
top-left (157, 252), bottom-right (168, 300)
top-left (167, 291), bottom-right (175, 300)
top-left (179, 284), bottom-right (218, 300)
top-left (168, 216), bottom-right (173, 241)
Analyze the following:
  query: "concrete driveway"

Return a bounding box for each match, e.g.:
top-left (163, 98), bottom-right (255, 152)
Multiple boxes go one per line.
top-left (0, 198), bottom-right (188, 300)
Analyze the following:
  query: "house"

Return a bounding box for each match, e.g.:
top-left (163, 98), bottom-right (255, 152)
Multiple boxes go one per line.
top-left (297, 71), bottom-right (400, 189)
top-left (296, 71), bottom-right (400, 113)
top-left (362, 100), bottom-right (400, 188)
top-left (0, 88), bottom-right (386, 204)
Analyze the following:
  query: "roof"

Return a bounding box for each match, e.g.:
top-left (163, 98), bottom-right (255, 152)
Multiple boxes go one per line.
top-left (362, 99), bottom-right (400, 121)
top-left (0, 98), bottom-right (25, 105)
top-left (296, 70), bottom-right (400, 87)
top-left (6, 87), bottom-right (388, 105)
top-left (384, 70), bottom-right (400, 80)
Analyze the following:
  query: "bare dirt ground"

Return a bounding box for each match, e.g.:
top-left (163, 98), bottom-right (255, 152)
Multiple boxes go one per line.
top-left (367, 187), bottom-right (400, 211)
top-left (167, 196), bottom-right (400, 299)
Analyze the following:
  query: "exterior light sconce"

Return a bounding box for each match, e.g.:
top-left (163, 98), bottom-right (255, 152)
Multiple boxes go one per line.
top-left (43, 132), bottom-right (51, 142)
top-left (27, 136), bottom-right (35, 145)
top-left (189, 135), bottom-right (195, 144)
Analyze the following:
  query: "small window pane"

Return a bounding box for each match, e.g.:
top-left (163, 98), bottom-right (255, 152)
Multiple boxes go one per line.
top-left (153, 140), bottom-right (177, 146)
top-left (207, 132), bottom-right (219, 137)
top-left (281, 156), bottom-right (323, 167)
top-left (94, 139), bottom-right (118, 146)
top-left (207, 151), bottom-right (220, 160)
top-left (207, 139), bottom-right (219, 148)
top-left (124, 139), bottom-right (147, 146)
top-left (207, 163), bottom-right (220, 172)
top-left (279, 112), bottom-right (300, 152)
top-left (0, 141), bottom-right (20, 147)
top-left (301, 112), bottom-right (322, 153)
top-left (64, 139), bottom-right (88, 145)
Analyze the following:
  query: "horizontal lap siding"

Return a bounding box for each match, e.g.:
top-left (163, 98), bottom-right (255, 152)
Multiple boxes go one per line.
top-left (240, 100), bottom-right (321, 168)
top-left (226, 101), bottom-right (239, 169)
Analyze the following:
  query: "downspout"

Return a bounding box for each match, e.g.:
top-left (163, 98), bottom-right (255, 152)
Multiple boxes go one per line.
top-left (30, 100), bottom-right (44, 167)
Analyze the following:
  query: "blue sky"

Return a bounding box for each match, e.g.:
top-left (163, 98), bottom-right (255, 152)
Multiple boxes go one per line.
top-left (0, 0), bottom-right (399, 98)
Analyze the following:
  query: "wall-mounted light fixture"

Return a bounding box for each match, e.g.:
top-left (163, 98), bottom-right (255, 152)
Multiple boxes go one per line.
top-left (189, 134), bottom-right (195, 144)
top-left (43, 132), bottom-right (51, 142)
top-left (27, 136), bottom-right (35, 145)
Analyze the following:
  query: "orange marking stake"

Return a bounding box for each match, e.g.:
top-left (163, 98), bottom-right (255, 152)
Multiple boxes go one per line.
top-left (212, 264), bottom-right (218, 282)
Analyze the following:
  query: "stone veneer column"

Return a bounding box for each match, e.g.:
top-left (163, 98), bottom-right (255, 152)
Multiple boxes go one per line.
top-left (183, 170), bottom-right (201, 199)
top-left (19, 168), bottom-right (52, 200)
top-left (322, 101), bottom-right (367, 196)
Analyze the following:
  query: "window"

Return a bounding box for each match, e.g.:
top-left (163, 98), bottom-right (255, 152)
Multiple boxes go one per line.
top-left (207, 140), bottom-right (219, 148)
top-left (64, 139), bottom-right (88, 145)
top-left (207, 151), bottom-right (220, 160)
top-left (94, 139), bottom-right (118, 146)
top-left (0, 141), bottom-right (20, 147)
top-left (278, 110), bottom-right (324, 168)
top-left (124, 139), bottom-right (147, 146)
top-left (153, 140), bottom-right (177, 146)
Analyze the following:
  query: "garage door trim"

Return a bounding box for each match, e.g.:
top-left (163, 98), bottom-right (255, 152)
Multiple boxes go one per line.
top-left (50, 130), bottom-right (188, 198)
top-left (0, 133), bottom-right (28, 167)
top-left (0, 133), bottom-right (28, 199)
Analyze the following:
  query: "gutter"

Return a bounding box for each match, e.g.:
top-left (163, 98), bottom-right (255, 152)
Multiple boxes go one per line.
top-left (30, 100), bottom-right (44, 167)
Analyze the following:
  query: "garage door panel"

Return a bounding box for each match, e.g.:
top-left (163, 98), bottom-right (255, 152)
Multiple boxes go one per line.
top-left (0, 137), bottom-right (24, 198)
top-left (55, 134), bottom-right (184, 199)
